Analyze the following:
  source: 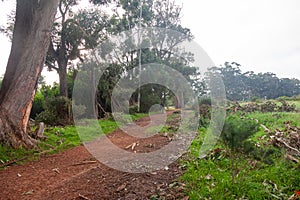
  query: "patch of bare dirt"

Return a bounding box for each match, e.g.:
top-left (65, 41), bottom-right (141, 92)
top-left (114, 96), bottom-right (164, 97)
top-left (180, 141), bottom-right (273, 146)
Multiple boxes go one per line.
top-left (0, 112), bottom-right (188, 200)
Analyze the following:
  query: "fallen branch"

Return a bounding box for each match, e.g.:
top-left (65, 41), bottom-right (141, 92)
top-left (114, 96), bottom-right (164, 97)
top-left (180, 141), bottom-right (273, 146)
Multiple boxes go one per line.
top-left (0, 146), bottom-right (61, 168)
top-left (71, 160), bottom-right (97, 166)
top-left (125, 142), bottom-right (138, 150)
top-left (276, 138), bottom-right (300, 155)
top-left (260, 124), bottom-right (270, 133)
top-left (285, 153), bottom-right (299, 163)
top-left (78, 194), bottom-right (90, 200)
top-left (0, 156), bottom-right (28, 168)
top-left (97, 103), bottom-right (107, 116)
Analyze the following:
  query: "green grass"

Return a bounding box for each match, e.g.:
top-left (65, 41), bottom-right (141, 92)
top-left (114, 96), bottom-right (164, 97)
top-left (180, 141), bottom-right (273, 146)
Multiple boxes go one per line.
top-left (287, 100), bottom-right (300, 109)
top-left (145, 112), bottom-right (180, 134)
top-left (181, 112), bottom-right (300, 199)
top-left (246, 112), bottom-right (300, 129)
top-left (0, 113), bottom-right (147, 168)
top-left (239, 99), bottom-right (300, 109)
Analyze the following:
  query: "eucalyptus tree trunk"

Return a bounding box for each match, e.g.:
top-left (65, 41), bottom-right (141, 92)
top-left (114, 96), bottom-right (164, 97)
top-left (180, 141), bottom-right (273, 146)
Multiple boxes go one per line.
top-left (0, 0), bottom-right (59, 148)
top-left (57, 57), bottom-right (68, 97)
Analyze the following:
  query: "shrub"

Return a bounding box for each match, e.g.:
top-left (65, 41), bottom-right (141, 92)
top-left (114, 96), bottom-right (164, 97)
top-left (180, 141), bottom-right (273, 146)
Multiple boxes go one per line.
top-left (251, 96), bottom-right (260, 102)
top-left (221, 115), bottom-right (259, 151)
top-left (221, 115), bottom-right (259, 183)
top-left (198, 104), bottom-right (211, 128)
top-left (129, 105), bottom-right (139, 114)
top-left (199, 97), bottom-right (211, 106)
top-left (140, 94), bottom-right (161, 113)
top-left (30, 91), bottom-right (45, 119)
top-left (35, 96), bottom-right (72, 126)
top-left (72, 103), bottom-right (86, 119)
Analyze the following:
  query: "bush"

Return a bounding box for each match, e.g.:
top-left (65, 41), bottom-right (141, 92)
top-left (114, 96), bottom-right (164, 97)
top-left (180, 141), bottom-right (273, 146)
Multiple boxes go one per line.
top-left (199, 97), bottom-right (211, 106)
top-left (221, 115), bottom-right (259, 150)
top-left (129, 105), bottom-right (139, 114)
top-left (221, 115), bottom-right (259, 183)
top-left (35, 97), bottom-right (72, 126)
top-left (35, 110), bottom-right (56, 125)
top-left (72, 103), bottom-right (86, 119)
top-left (198, 104), bottom-right (211, 128)
top-left (30, 91), bottom-right (44, 119)
top-left (251, 96), bottom-right (261, 102)
top-left (140, 94), bottom-right (161, 113)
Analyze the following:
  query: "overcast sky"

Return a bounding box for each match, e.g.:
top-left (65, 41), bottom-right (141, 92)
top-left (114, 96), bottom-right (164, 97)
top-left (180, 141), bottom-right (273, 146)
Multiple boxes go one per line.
top-left (0, 0), bottom-right (300, 83)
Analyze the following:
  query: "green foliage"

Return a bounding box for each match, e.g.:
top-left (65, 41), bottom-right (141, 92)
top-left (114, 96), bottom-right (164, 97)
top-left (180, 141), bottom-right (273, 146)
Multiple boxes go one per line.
top-left (260, 101), bottom-right (278, 112)
top-left (181, 154), bottom-right (300, 199)
top-left (244, 144), bottom-right (283, 165)
top-left (198, 97), bottom-right (211, 106)
top-left (40, 82), bottom-right (60, 99)
top-left (1, 113), bottom-right (146, 168)
top-left (36, 96), bottom-right (71, 125)
top-left (221, 115), bottom-right (259, 151)
top-left (30, 83), bottom-right (61, 120)
top-left (209, 62), bottom-right (300, 101)
top-left (198, 104), bottom-right (211, 128)
top-left (230, 99), bottom-right (297, 114)
top-left (198, 97), bottom-right (212, 128)
top-left (0, 145), bottom-right (32, 165)
top-left (181, 111), bottom-right (300, 199)
top-left (251, 96), bottom-right (260, 102)
top-left (30, 91), bottom-right (44, 119)
top-left (129, 105), bottom-right (139, 114)
top-left (72, 103), bottom-right (86, 119)
top-left (277, 99), bottom-right (296, 112)
top-left (139, 84), bottom-right (162, 113)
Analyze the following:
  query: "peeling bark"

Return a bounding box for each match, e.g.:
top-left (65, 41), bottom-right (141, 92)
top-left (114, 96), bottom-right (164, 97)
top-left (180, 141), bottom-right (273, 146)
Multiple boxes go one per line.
top-left (0, 0), bottom-right (59, 148)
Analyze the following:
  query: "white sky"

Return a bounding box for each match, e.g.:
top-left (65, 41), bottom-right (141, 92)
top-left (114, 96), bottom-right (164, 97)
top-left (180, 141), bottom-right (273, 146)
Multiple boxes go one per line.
top-left (0, 0), bottom-right (300, 83)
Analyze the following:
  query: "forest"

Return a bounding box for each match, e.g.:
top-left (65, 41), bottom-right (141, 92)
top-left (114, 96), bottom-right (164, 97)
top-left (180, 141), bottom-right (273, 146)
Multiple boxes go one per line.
top-left (0, 0), bottom-right (299, 199)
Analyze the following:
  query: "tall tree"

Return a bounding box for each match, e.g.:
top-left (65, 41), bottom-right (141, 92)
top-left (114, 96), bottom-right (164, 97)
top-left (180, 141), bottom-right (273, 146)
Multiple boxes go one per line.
top-left (0, 0), bottom-right (59, 148)
top-left (209, 62), bottom-right (300, 101)
top-left (111, 0), bottom-right (197, 107)
top-left (46, 0), bottom-right (110, 97)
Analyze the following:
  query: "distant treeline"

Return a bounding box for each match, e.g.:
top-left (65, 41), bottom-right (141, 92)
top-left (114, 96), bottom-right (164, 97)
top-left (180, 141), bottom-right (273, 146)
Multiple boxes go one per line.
top-left (208, 62), bottom-right (300, 101)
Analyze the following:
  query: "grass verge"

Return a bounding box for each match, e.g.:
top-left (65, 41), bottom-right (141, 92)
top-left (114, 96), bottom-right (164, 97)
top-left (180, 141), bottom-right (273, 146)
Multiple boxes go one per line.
top-left (180, 112), bottom-right (300, 199)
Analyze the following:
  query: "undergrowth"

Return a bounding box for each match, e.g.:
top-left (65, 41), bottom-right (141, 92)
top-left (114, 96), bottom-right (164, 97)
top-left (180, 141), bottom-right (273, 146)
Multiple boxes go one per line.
top-left (181, 112), bottom-right (300, 199)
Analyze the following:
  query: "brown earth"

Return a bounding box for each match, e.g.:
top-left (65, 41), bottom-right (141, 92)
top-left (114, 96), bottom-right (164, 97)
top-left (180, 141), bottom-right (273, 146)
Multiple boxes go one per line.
top-left (0, 112), bottom-right (188, 200)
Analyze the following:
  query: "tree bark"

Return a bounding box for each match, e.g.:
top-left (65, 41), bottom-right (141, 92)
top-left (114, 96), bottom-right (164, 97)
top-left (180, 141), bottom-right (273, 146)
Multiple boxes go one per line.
top-left (0, 0), bottom-right (59, 148)
top-left (58, 57), bottom-right (68, 97)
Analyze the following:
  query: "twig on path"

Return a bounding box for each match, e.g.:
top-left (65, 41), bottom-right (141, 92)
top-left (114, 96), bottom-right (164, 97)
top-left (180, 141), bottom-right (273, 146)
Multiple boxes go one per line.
top-left (52, 168), bottom-right (60, 174)
top-left (125, 142), bottom-right (138, 151)
top-left (71, 160), bottom-right (97, 166)
top-left (78, 194), bottom-right (90, 200)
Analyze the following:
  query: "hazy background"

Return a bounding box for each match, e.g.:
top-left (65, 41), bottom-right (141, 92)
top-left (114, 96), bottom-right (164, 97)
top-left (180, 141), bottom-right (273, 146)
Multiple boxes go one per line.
top-left (0, 0), bottom-right (300, 83)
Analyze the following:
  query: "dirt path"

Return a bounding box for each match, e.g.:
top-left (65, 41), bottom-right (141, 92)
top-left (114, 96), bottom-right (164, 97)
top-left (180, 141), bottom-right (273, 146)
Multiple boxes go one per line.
top-left (0, 112), bottom-right (187, 200)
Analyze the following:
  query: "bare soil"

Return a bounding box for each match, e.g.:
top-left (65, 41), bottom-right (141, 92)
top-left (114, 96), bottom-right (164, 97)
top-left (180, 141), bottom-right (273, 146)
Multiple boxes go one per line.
top-left (0, 112), bottom-right (188, 200)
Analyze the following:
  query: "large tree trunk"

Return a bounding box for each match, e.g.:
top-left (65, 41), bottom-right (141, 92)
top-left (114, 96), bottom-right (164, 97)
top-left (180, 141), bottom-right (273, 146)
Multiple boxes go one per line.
top-left (0, 0), bottom-right (59, 148)
top-left (58, 58), bottom-right (68, 97)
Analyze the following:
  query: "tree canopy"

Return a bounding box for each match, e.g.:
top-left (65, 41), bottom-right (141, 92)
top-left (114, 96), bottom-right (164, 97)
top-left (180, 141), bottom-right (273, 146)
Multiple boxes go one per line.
top-left (209, 62), bottom-right (300, 101)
